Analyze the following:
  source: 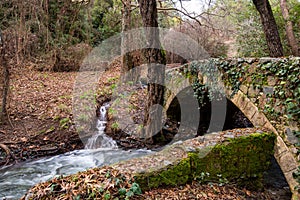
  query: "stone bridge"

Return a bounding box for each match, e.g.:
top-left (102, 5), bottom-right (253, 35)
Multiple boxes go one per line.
top-left (164, 57), bottom-right (299, 198)
top-left (26, 58), bottom-right (299, 199)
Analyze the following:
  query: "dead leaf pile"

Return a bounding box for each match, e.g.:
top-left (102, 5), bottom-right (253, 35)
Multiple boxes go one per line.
top-left (23, 166), bottom-right (288, 200)
top-left (22, 166), bottom-right (142, 200)
top-left (9, 67), bottom-right (76, 120)
top-left (133, 181), bottom-right (275, 200)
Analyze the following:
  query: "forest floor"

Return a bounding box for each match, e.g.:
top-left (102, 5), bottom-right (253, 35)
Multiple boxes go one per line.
top-left (0, 61), bottom-right (292, 199)
top-left (0, 66), bottom-right (83, 166)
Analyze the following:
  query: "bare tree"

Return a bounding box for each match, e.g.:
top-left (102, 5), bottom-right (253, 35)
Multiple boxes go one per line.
top-left (252, 0), bottom-right (284, 57)
top-left (280, 0), bottom-right (299, 56)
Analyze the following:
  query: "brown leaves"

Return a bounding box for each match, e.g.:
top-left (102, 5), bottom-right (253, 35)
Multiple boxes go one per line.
top-left (9, 67), bottom-right (76, 120)
top-left (22, 166), bottom-right (141, 200)
top-left (23, 163), bottom-right (276, 200)
top-left (137, 181), bottom-right (272, 200)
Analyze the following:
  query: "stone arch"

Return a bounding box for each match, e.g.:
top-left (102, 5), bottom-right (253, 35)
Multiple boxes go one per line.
top-left (164, 68), bottom-right (298, 197)
top-left (227, 89), bottom-right (298, 196)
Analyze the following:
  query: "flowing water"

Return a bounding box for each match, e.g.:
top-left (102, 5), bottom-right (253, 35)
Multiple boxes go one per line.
top-left (0, 106), bottom-right (152, 199)
top-left (85, 105), bottom-right (118, 149)
top-left (0, 148), bottom-right (151, 199)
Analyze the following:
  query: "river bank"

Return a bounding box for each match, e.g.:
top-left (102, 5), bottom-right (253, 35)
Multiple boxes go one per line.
top-left (0, 62), bottom-right (292, 199)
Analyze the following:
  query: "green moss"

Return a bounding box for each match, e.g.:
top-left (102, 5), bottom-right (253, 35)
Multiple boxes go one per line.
top-left (189, 133), bottom-right (275, 188)
top-left (135, 132), bottom-right (276, 191)
top-left (161, 49), bottom-right (166, 59)
top-left (135, 157), bottom-right (191, 190)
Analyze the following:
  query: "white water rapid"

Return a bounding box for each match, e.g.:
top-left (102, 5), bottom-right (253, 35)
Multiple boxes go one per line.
top-left (0, 105), bottom-right (153, 199)
top-left (85, 105), bottom-right (118, 149)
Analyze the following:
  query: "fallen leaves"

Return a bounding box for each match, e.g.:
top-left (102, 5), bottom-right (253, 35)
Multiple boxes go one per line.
top-left (21, 166), bottom-right (142, 200)
top-left (136, 181), bottom-right (273, 200)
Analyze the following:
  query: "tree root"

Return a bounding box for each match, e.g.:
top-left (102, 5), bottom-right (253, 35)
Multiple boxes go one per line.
top-left (0, 143), bottom-right (15, 165)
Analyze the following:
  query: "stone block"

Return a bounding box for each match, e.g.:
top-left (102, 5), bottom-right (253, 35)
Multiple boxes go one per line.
top-left (281, 170), bottom-right (299, 198)
top-left (283, 170), bottom-right (299, 200)
top-left (198, 72), bottom-right (203, 83)
top-left (285, 127), bottom-right (299, 145)
top-left (289, 57), bottom-right (300, 62)
top-left (244, 102), bottom-right (258, 119)
top-left (258, 94), bottom-right (266, 109)
top-left (230, 91), bottom-right (240, 105)
top-left (259, 57), bottom-right (280, 64)
top-left (267, 76), bottom-right (277, 86)
top-left (274, 136), bottom-right (289, 157)
top-left (291, 147), bottom-right (298, 155)
top-left (263, 86), bottom-right (274, 95)
top-left (237, 92), bottom-right (250, 111)
top-left (240, 85), bottom-right (248, 94)
top-left (287, 120), bottom-right (299, 129)
top-left (245, 76), bottom-right (252, 83)
top-left (237, 58), bottom-right (245, 63)
top-left (248, 86), bottom-right (260, 97)
top-left (274, 104), bottom-right (284, 114)
top-left (278, 152), bottom-right (297, 173)
top-left (203, 76), bottom-right (208, 84)
top-left (244, 58), bottom-right (257, 64)
top-left (263, 122), bottom-right (277, 134)
top-left (251, 111), bottom-right (267, 127)
top-left (229, 59), bottom-right (238, 65)
top-left (248, 65), bottom-right (256, 74)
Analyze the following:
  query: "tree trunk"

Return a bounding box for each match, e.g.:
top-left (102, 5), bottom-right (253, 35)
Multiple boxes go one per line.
top-left (280, 0), bottom-right (299, 56)
top-left (44, 0), bottom-right (50, 51)
top-left (16, 1), bottom-right (25, 64)
top-left (253, 0), bottom-right (284, 57)
top-left (0, 32), bottom-right (9, 122)
top-left (138, 0), bottom-right (166, 142)
top-left (121, 0), bottom-right (137, 82)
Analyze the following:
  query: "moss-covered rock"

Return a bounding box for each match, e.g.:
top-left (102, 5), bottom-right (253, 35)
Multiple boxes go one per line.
top-left (133, 132), bottom-right (276, 190)
top-left (135, 156), bottom-right (191, 189)
top-left (189, 133), bottom-right (275, 189)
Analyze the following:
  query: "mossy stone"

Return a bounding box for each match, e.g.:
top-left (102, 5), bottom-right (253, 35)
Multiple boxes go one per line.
top-left (135, 132), bottom-right (276, 191)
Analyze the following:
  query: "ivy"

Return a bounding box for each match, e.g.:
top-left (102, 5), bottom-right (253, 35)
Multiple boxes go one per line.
top-left (293, 166), bottom-right (300, 192)
top-left (217, 59), bottom-right (249, 96)
top-left (185, 58), bottom-right (300, 127)
top-left (189, 60), bottom-right (226, 105)
top-left (292, 129), bottom-right (300, 192)
top-left (217, 58), bottom-right (300, 123)
top-left (183, 57), bottom-right (299, 130)
top-left (258, 59), bottom-right (300, 122)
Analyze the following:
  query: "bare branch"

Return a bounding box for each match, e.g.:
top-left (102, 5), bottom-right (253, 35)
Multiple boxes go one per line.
top-left (157, 7), bottom-right (202, 26)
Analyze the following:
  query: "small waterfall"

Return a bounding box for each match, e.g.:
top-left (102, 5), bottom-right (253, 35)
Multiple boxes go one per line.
top-left (85, 105), bottom-right (118, 149)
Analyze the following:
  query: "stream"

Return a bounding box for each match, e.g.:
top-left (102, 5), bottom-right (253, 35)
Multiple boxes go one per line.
top-left (0, 106), bottom-right (152, 199)
top-left (0, 148), bottom-right (151, 199)
top-left (0, 105), bottom-right (292, 199)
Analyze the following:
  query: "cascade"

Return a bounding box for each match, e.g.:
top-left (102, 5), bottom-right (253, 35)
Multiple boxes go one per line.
top-left (85, 105), bottom-right (117, 149)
